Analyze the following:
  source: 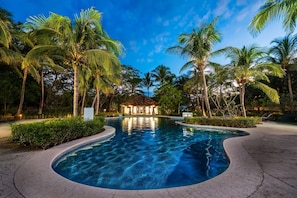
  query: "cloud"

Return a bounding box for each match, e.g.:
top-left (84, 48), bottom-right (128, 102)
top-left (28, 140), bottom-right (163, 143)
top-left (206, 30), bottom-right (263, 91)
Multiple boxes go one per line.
top-left (163, 20), bottom-right (169, 26)
top-left (143, 40), bottom-right (148, 46)
top-left (236, 7), bottom-right (249, 22)
top-left (129, 40), bottom-right (140, 53)
top-left (176, 8), bottom-right (195, 28)
top-left (150, 31), bottom-right (171, 53)
top-left (213, 0), bottom-right (232, 19)
top-left (148, 51), bottom-right (154, 57)
top-left (156, 17), bottom-right (162, 23)
top-left (235, 0), bottom-right (264, 22)
top-left (236, 0), bottom-right (246, 6)
top-left (136, 58), bottom-right (154, 63)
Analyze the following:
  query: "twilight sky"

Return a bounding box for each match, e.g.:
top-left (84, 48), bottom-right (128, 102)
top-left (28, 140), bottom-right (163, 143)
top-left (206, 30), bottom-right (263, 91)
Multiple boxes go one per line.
top-left (1, 0), bottom-right (290, 76)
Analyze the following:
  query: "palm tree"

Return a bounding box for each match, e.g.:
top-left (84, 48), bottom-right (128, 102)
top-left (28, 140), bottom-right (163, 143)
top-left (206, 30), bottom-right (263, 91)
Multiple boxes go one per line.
top-left (167, 18), bottom-right (221, 118)
top-left (249, 0), bottom-right (297, 34)
top-left (142, 72), bottom-right (154, 97)
top-left (269, 33), bottom-right (297, 113)
top-left (151, 65), bottom-right (175, 86)
top-left (15, 16), bottom-right (64, 116)
top-left (127, 77), bottom-right (143, 95)
top-left (219, 45), bottom-right (284, 117)
top-left (184, 69), bottom-right (205, 115)
top-left (89, 60), bottom-right (121, 115)
top-left (79, 66), bottom-right (91, 115)
top-left (23, 7), bottom-right (123, 117)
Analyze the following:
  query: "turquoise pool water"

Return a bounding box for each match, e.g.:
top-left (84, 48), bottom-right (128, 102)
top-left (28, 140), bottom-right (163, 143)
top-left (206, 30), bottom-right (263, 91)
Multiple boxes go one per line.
top-left (53, 117), bottom-right (248, 190)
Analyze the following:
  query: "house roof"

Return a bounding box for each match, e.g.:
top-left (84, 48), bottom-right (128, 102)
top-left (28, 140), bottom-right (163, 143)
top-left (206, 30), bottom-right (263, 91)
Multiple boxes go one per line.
top-left (122, 95), bottom-right (158, 106)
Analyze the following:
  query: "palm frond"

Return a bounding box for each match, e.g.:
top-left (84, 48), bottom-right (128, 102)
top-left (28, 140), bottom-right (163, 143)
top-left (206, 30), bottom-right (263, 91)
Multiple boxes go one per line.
top-left (0, 19), bottom-right (11, 48)
top-left (249, 0), bottom-right (297, 35)
top-left (252, 81), bottom-right (280, 103)
top-left (0, 47), bottom-right (23, 65)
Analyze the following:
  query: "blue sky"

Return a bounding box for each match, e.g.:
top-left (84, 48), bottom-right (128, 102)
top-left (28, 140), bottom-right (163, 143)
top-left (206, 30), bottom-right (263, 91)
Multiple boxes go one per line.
top-left (1, 0), bottom-right (290, 76)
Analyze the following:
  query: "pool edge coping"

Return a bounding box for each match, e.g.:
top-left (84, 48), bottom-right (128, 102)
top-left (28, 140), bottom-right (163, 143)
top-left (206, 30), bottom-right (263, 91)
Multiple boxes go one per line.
top-left (14, 119), bottom-right (263, 198)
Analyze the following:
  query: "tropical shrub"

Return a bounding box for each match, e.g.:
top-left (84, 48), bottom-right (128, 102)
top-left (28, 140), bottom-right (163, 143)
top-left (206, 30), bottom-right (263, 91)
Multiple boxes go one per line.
top-left (184, 116), bottom-right (261, 128)
top-left (11, 116), bottom-right (105, 149)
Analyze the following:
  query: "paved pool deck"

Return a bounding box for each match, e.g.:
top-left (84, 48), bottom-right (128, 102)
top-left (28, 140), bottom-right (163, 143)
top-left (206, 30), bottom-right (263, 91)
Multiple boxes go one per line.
top-left (0, 119), bottom-right (297, 198)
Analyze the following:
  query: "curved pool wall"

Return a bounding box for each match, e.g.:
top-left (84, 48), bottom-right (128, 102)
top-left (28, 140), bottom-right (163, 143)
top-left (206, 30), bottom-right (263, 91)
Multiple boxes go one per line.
top-left (14, 117), bottom-right (266, 198)
top-left (52, 117), bottom-right (248, 190)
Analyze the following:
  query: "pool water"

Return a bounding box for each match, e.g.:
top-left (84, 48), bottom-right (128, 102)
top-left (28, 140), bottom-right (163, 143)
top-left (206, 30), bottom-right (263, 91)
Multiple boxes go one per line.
top-left (52, 117), bottom-right (248, 190)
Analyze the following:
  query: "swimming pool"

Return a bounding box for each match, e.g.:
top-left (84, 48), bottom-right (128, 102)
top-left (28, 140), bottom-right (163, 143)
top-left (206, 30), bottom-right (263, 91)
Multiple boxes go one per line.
top-left (52, 117), bottom-right (248, 190)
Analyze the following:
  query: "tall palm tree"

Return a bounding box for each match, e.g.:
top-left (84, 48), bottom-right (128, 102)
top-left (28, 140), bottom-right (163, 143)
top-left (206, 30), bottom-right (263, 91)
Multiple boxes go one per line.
top-left (151, 65), bottom-right (175, 86)
top-left (167, 18), bottom-right (221, 118)
top-left (219, 45), bottom-right (284, 117)
top-left (23, 7), bottom-right (123, 117)
top-left (249, 0), bottom-right (297, 34)
top-left (269, 33), bottom-right (297, 113)
top-left (142, 72), bottom-right (154, 97)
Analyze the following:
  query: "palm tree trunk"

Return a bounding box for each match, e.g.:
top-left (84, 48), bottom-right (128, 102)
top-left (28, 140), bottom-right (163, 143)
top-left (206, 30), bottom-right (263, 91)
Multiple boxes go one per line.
top-left (95, 87), bottom-right (100, 115)
top-left (201, 68), bottom-right (212, 118)
top-left (73, 64), bottom-right (79, 117)
top-left (16, 67), bottom-right (28, 117)
top-left (240, 84), bottom-right (247, 117)
top-left (196, 89), bottom-right (200, 111)
top-left (109, 95), bottom-right (114, 112)
top-left (38, 71), bottom-right (44, 116)
top-left (201, 93), bottom-right (206, 117)
top-left (92, 94), bottom-right (97, 108)
top-left (80, 88), bottom-right (87, 115)
top-left (4, 98), bottom-right (7, 115)
top-left (287, 72), bottom-right (294, 114)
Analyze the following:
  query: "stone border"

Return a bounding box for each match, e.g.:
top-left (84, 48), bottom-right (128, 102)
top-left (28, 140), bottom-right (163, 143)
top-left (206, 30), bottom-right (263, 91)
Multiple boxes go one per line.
top-left (14, 122), bottom-right (263, 198)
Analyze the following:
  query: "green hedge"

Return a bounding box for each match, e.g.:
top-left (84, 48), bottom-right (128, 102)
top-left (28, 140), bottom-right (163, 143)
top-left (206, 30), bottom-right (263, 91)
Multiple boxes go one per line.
top-left (11, 116), bottom-right (106, 149)
top-left (184, 116), bottom-right (261, 128)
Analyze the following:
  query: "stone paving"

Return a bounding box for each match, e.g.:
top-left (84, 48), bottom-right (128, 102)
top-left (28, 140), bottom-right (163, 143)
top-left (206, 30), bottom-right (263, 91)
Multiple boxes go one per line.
top-left (0, 120), bottom-right (297, 198)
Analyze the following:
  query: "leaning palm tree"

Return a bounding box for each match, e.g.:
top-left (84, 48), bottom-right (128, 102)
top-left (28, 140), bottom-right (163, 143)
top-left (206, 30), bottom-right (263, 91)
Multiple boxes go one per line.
top-left (249, 0), bottom-right (297, 34)
top-left (269, 33), bottom-right (297, 113)
top-left (167, 18), bottom-right (221, 118)
top-left (142, 72), bottom-right (154, 97)
top-left (218, 45), bottom-right (284, 117)
top-left (23, 7), bottom-right (123, 117)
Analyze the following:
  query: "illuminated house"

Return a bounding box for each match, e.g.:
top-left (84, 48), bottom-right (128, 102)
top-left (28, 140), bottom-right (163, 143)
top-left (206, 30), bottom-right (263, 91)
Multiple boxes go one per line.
top-left (121, 95), bottom-right (158, 115)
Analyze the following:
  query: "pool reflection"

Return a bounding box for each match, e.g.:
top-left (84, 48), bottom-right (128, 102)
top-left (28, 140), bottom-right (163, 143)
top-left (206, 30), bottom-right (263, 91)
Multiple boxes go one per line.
top-left (121, 117), bottom-right (159, 135)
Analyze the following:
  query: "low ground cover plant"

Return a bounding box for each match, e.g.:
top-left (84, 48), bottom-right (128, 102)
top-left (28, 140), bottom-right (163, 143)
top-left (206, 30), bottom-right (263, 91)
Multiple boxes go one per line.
top-left (11, 116), bottom-right (105, 149)
top-left (184, 116), bottom-right (261, 128)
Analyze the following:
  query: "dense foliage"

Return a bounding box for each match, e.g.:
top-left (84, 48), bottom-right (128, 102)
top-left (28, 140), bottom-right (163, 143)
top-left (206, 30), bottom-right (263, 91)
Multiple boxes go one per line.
top-left (0, 3), bottom-right (296, 119)
top-left (184, 116), bottom-right (261, 128)
top-left (11, 116), bottom-right (105, 149)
